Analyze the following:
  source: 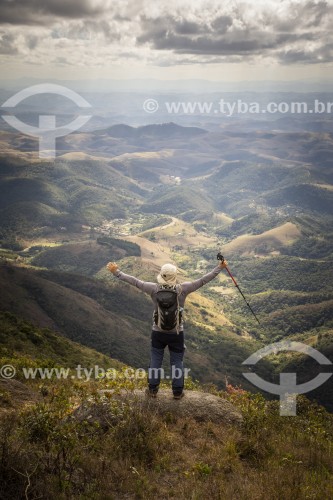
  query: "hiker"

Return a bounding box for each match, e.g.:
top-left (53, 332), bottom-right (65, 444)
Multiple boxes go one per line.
top-left (106, 259), bottom-right (227, 399)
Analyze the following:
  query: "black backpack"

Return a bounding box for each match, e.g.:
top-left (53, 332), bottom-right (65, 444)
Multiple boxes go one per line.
top-left (154, 284), bottom-right (182, 331)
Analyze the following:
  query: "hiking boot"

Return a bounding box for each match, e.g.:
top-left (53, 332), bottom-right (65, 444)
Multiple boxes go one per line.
top-left (173, 391), bottom-right (184, 400)
top-left (146, 388), bottom-right (158, 398)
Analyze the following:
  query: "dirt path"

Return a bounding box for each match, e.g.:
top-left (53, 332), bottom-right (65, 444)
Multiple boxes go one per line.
top-left (138, 216), bottom-right (177, 236)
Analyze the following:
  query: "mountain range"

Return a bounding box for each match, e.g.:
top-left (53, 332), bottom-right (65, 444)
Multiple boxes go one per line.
top-left (0, 120), bottom-right (332, 409)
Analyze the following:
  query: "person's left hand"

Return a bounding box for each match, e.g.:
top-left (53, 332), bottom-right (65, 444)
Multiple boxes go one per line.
top-left (219, 259), bottom-right (228, 269)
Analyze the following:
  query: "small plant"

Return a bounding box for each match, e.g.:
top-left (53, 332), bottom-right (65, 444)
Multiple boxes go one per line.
top-left (193, 462), bottom-right (213, 475)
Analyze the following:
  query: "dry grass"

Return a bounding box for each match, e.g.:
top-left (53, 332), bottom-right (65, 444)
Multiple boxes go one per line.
top-left (1, 375), bottom-right (332, 500)
top-left (223, 222), bottom-right (302, 255)
top-left (137, 217), bottom-right (217, 249)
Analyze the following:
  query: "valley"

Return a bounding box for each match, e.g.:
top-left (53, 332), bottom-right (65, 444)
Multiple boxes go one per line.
top-left (0, 119), bottom-right (332, 409)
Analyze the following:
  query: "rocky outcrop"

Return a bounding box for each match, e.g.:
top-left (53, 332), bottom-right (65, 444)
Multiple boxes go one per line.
top-left (72, 389), bottom-right (243, 429)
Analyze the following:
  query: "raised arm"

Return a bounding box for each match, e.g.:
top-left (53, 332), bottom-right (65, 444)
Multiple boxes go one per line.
top-left (106, 262), bottom-right (156, 295)
top-left (181, 260), bottom-right (227, 295)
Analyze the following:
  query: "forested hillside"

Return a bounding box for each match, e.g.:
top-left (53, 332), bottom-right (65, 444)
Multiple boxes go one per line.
top-left (0, 122), bottom-right (332, 409)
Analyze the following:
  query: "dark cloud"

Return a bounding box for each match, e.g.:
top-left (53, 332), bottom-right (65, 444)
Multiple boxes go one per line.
top-left (278, 49), bottom-right (318, 64)
top-left (137, 1), bottom-right (333, 64)
top-left (149, 33), bottom-right (266, 55)
top-left (211, 15), bottom-right (233, 34)
top-left (138, 16), bottom-right (320, 56)
top-left (174, 20), bottom-right (205, 35)
top-left (137, 16), bottom-right (203, 45)
top-left (279, 42), bottom-right (333, 64)
top-left (0, 0), bottom-right (107, 26)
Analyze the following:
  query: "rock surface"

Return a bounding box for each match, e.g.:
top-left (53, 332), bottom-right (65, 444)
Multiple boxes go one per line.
top-left (72, 389), bottom-right (243, 429)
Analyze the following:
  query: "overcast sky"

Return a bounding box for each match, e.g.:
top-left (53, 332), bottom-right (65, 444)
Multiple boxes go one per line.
top-left (0, 0), bottom-right (332, 82)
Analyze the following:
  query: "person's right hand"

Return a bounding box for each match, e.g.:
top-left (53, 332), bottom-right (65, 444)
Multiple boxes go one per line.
top-left (107, 262), bottom-right (118, 274)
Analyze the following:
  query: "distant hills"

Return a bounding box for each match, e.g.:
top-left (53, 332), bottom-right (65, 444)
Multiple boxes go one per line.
top-left (100, 122), bottom-right (207, 139)
top-left (0, 120), bottom-right (332, 409)
top-left (1, 124), bottom-right (333, 237)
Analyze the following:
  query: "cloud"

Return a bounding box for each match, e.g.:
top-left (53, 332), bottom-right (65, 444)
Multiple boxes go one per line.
top-left (0, 32), bottom-right (18, 54)
top-left (50, 20), bottom-right (121, 42)
top-left (0, 0), bottom-right (332, 68)
top-left (0, 0), bottom-right (110, 26)
top-left (26, 34), bottom-right (39, 49)
top-left (136, 0), bottom-right (333, 63)
top-left (211, 15), bottom-right (234, 34)
top-left (138, 17), bottom-right (317, 55)
top-left (278, 42), bottom-right (333, 64)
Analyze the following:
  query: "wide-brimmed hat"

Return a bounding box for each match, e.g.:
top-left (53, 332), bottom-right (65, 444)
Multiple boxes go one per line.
top-left (157, 263), bottom-right (178, 285)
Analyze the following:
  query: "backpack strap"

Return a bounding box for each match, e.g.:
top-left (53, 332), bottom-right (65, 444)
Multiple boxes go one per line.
top-left (175, 284), bottom-right (182, 334)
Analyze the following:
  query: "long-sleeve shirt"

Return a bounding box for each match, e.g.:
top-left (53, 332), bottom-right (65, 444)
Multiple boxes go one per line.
top-left (114, 266), bottom-right (222, 332)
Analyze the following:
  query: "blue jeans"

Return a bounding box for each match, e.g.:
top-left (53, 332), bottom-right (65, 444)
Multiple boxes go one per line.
top-left (148, 331), bottom-right (185, 395)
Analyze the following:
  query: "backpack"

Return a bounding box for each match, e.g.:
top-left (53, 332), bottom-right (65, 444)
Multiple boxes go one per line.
top-left (154, 284), bottom-right (182, 332)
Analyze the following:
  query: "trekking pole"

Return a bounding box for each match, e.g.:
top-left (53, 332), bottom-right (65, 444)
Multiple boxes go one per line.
top-left (217, 252), bottom-right (260, 325)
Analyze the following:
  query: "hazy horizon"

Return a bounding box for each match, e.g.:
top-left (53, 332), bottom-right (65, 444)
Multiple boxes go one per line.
top-left (1, 77), bottom-right (332, 94)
